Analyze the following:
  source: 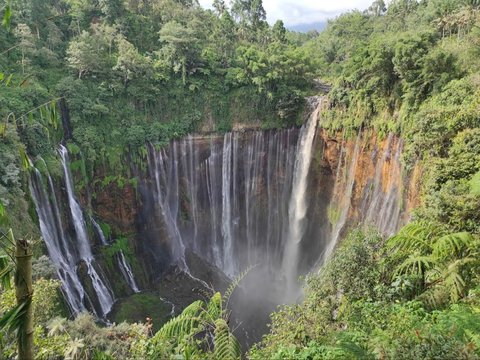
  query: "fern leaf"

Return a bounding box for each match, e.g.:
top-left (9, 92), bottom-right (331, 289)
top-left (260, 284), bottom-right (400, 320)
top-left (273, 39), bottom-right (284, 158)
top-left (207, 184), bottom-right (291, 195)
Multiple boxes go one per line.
top-left (419, 286), bottom-right (448, 308)
top-left (213, 318), bottom-right (241, 360)
top-left (223, 265), bottom-right (254, 304)
top-left (206, 292), bottom-right (223, 321)
top-left (443, 258), bottom-right (474, 302)
top-left (433, 232), bottom-right (474, 258)
top-left (395, 254), bottom-right (434, 277)
top-left (156, 300), bottom-right (204, 339)
top-left (388, 222), bottom-right (443, 254)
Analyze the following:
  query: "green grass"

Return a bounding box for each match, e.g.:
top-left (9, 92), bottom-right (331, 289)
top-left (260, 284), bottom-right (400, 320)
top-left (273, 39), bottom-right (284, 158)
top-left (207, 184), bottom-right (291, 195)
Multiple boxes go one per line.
top-left (110, 293), bottom-right (173, 332)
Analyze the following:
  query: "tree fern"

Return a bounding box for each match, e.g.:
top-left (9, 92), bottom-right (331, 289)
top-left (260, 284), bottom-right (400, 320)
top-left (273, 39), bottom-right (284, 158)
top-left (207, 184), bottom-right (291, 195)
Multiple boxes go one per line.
top-left (432, 232), bottom-right (475, 258)
top-left (442, 258), bottom-right (475, 302)
top-left (147, 286), bottom-right (245, 359)
top-left (395, 254), bottom-right (435, 278)
top-left (419, 286), bottom-right (449, 309)
top-left (388, 221), bottom-right (444, 254)
top-left (213, 318), bottom-right (241, 360)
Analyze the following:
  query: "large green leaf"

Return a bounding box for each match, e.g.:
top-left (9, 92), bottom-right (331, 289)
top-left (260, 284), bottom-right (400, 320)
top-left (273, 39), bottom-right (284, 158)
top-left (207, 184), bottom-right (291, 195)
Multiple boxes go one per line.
top-left (0, 299), bottom-right (30, 333)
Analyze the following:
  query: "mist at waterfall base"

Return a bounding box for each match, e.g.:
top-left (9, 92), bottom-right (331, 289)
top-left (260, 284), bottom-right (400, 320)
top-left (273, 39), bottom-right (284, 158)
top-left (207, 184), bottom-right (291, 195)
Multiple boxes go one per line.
top-left (30, 96), bottom-right (411, 346)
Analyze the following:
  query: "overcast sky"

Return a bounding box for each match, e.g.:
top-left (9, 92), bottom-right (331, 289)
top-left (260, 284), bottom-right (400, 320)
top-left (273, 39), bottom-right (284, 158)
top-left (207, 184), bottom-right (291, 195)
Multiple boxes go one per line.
top-left (198, 0), bottom-right (374, 26)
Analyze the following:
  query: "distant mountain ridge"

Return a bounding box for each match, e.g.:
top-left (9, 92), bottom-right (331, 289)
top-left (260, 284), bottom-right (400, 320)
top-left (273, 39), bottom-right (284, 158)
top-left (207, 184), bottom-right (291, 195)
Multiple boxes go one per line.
top-left (287, 21), bottom-right (327, 33)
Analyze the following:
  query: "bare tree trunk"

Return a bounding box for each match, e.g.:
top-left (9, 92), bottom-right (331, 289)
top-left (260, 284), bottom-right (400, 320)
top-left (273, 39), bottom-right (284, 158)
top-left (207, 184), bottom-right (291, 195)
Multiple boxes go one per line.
top-left (15, 239), bottom-right (33, 360)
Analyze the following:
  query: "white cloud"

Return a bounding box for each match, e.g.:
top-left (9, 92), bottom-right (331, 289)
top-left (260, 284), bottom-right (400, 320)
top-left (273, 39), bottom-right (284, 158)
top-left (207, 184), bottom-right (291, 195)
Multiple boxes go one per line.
top-left (198, 0), bottom-right (373, 26)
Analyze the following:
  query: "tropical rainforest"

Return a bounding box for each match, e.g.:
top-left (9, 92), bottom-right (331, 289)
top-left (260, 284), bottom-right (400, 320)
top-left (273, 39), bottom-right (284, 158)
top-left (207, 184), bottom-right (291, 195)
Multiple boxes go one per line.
top-left (1, 0), bottom-right (480, 359)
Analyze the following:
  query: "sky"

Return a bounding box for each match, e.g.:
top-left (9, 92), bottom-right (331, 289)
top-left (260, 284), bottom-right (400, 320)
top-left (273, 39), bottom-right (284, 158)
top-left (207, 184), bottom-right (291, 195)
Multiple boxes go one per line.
top-left (198, 0), bottom-right (374, 27)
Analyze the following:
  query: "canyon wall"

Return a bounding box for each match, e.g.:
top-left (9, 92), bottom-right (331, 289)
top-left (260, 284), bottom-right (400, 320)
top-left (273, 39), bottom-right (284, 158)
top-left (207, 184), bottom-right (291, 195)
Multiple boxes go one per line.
top-left (30, 101), bottom-right (421, 320)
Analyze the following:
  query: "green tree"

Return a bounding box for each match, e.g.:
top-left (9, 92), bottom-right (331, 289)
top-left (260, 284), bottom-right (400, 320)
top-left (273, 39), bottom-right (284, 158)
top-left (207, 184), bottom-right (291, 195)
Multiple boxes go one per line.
top-left (13, 23), bottom-right (35, 75)
top-left (99, 0), bottom-right (125, 24)
top-left (157, 20), bottom-right (203, 84)
top-left (212, 0), bottom-right (227, 15)
top-left (368, 0), bottom-right (386, 16)
top-left (66, 30), bottom-right (108, 79)
top-left (113, 35), bottom-right (150, 86)
top-left (272, 20), bottom-right (286, 43)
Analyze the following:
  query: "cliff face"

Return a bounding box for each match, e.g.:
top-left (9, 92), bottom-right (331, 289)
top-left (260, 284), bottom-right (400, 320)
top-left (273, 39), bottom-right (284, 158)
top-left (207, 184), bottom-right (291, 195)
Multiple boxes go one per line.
top-left (87, 126), bottom-right (421, 289)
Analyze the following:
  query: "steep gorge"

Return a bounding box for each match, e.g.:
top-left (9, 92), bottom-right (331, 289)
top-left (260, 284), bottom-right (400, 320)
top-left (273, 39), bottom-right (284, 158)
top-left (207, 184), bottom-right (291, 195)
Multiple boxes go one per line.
top-left (29, 98), bottom-right (421, 340)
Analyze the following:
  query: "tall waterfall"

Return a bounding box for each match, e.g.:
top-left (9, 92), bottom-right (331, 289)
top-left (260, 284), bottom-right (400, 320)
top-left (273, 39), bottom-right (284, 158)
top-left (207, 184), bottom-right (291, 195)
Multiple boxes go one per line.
top-left (141, 97), bottom-right (326, 302)
top-left (59, 145), bottom-right (115, 316)
top-left (30, 148), bottom-right (115, 317)
top-left (144, 125), bottom-right (301, 279)
top-left (324, 131), bottom-right (362, 263)
top-left (30, 169), bottom-right (88, 315)
top-left (282, 97), bottom-right (322, 298)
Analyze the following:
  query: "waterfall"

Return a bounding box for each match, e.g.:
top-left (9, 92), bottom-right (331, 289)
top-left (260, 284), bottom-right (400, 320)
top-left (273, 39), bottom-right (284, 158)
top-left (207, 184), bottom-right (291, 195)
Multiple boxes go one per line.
top-left (148, 145), bottom-right (188, 269)
top-left (30, 169), bottom-right (88, 315)
top-left (30, 94), bottom-right (413, 320)
top-left (323, 130), bottom-right (362, 263)
top-left (91, 217), bottom-right (108, 245)
top-left (58, 145), bottom-right (115, 317)
top-left (146, 128), bottom-right (300, 278)
top-left (281, 97), bottom-right (322, 298)
top-left (221, 133), bottom-right (234, 275)
top-left (362, 137), bottom-right (403, 236)
top-left (117, 251), bottom-right (140, 293)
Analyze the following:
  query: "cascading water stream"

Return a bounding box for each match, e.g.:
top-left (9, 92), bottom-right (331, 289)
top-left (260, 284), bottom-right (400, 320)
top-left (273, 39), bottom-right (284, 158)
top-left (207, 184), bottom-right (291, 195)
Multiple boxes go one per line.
top-left (30, 169), bottom-right (88, 315)
top-left (59, 145), bottom-right (115, 317)
top-left (91, 217), bottom-right (108, 245)
top-left (323, 130), bottom-right (362, 264)
top-left (117, 251), bottom-right (140, 293)
top-left (281, 97), bottom-right (322, 299)
top-left (221, 133), bottom-right (235, 275)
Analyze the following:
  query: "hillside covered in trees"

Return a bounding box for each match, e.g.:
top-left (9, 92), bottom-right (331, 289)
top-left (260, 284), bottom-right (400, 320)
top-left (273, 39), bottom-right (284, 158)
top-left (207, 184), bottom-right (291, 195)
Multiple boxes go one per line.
top-left (1, 0), bottom-right (480, 359)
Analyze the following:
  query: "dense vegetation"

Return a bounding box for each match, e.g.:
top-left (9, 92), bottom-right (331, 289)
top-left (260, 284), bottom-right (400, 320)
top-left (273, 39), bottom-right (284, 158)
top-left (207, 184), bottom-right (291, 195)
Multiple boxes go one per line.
top-left (0, 0), bottom-right (315, 210)
top-left (1, 0), bottom-right (480, 359)
top-left (250, 1), bottom-right (480, 358)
